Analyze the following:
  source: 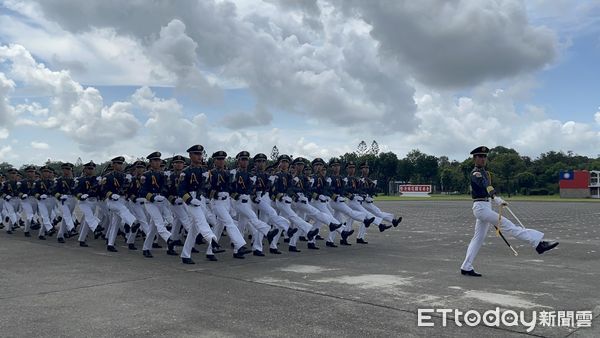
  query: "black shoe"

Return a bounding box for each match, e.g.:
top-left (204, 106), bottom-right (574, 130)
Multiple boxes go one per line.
top-left (166, 249), bottom-right (178, 256)
top-left (340, 239), bottom-right (351, 246)
top-left (536, 241), bottom-right (559, 254)
top-left (38, 235), bottom-right (46, 240)
top-left (206, 254), bottom-right (218, 261)
top-left (107, 245), bottom-right (118, 252)
top-left (307, 228), bottom-right (319, 241)
top-left (52, 216), bottom-right (63, 226)
top-left (392, 217), bottom-right (402, 227)
top-left (269, 248), bottom-right (282, 254)
top-left (356, 238), bottom-right (368, 244)
top-left (283, 238), bottom-right (290, 243)
top-left (315, 235), bottom-right (324, 241)
top-left (267, 228), bottom-right (279, 244)
top-left (236, 246), bottom-right (250, 256)
top-left (124, 223), bottom-right (131, 233)
top-left (233, 252), bottom-right (245, 259)
top-left (286, 227), bottom-right (298, 238)
top-left (329, 222), bottom-right (343, 232)
top-left (69, 229), bottom-right (79, 237)
top-left (341, 229), bottom-right (354, 241)
top-left (299, 236), bottom-right (308, 242)
top-left (31, 222), bottom-right (41, 230)
top-left (253, 250), bottom-right (265, 256)
top-left (364, 217), bottom-right (375, 228)
top-left (57, 237), bottom-right (65, 243)
top-left (248, 234), bottom-right (253, 240)
top-left (3, 216), bottom-right (9, 223)
top-left (128, 244), bottom-right (138, 250)
top-left (152, 243), bottom-right (162, 249)
top-left (325, 241), bottom-right (338, 248)
top-left (166, 224), bottom-right (172, 232)
top-left (130, 222), bottom-right (141, 233)
top-left (288, 246), bottom-right (301, 252)
top-left (167, 238), bottom-right (176, 252)
top-left (79, 241), bottom-right (88, 247)
top-left (6, 230), bottom-right (13, 234)
top-left (196, 234), bottom-right (205, 245)
top-left (191, 247), bottom-right (199, 253)
top-left (307, 242), bottom-right (319, 250)
top-left (213, 248), bottom-right (226, 254)
top-left (143, 250), bottom-right (153, 258)
top-left (379, 224), bottom-right (392, 232)
top-left (46, 228), bottom-right (56, 237)
top-left (182, 257), bottom-right (195, 264)
top-left (461, 269), bottom-right (482, 277)
top-left (24, 231), bottom-right (31, 237)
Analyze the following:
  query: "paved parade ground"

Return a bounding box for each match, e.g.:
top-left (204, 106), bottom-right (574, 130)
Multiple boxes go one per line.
top-left (0, 201), bottom-right (598, 337)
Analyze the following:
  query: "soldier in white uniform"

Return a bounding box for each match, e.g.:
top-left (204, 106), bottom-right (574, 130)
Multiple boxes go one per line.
top-left (461, 146), bottom-right (559, 277)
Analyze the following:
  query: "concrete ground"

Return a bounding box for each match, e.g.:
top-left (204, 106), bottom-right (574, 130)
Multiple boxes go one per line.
top-left (0, 201), bottom-right (598, 337)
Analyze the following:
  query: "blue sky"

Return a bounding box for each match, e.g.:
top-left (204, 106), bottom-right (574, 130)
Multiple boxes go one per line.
top-left (0, 0), bottom-right (599, 166)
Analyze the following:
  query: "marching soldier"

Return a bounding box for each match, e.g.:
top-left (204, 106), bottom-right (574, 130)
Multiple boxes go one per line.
top-left (252, 153), bottom-right (291, 254)
top-left (208, 151), bottom-right (249, 259)
top-left (291, 157), bottom-right (342, 250)
top-left (165, 155), bottom-right (188, 248)
top-left (18, 166), bottom-right (39, 237)
top-left (461, 146), bottom-right (559, 277)
top-left (54, 163), bottom-right (78, 242)
top-left (76, 162), bottom-right (103, 247)
top-left (33, 166), bottom-right (56, 240)
top-left (230, 151), bottom-right (279, 256)
top-left (271, 154), bottom-right (316, 252)
top-left (139, 152), bottom-right (177, 258)
top-left (359, 163), bottom-right (402, 229)
top-left (1, 168), bottom-right (21, 233)
top-left (125, 161), bottom-right (149, 251)
top-left (178, 145), bottom-right (220, 263)
top-left (103, 156), bottom-right (140, 252)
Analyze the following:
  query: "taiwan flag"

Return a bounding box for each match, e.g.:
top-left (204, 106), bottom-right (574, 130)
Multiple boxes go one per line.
top-left (559, 170), bottom-right (574, 180)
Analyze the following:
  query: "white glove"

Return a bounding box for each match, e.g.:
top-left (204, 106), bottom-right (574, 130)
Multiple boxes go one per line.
top-left (308, 177), bottom-right (315, 185)
top-left (229, 169), bottom-right (237, 176)
top-left (165, 170), bottom-right (172, 177)
top-left (268, 175), bottom-right (277, 184)
top-left (16, 181), bottom-right (21, 187)
top-left (493, 196), bottom-right (508, 206)
top-left (80, 194), bottom-right (89, 200)
top-left (140, 176), bottom-right (146, 183)
top-left (21, 194), bottom-right (28, 199)
top-left (174, 197), bottom-right (184, 205)
top-left (355, 195), bottom-right (364, 202)
top-left (282, 196), bottom-right (293, 203)
top-left (343, 177), bottom-right (348, 183)
top-left (373, 180), bottom-right (378, 185)
top-left (135, 197), bottom-right (147, 204)
top-left (326, 177), bottom-right (332, 184)
top-left (250, 176), bottom-right (257, 184)
top-left (202, 171), bottom-right (210, 179)
top-left (125, 174), bottom-right (132, 182)
top-left (365, 196), bottom-right (374, 203)
top-left (60, 195), bottom-right (68, 201)
top-left (190, 198), bottom-right (202, 206)
top-left (154, 195), bottom-right (165, 202)
top-left (4, 195), bottom-right (11, 201)
top-left (293, 177), bottom-right (300, 183)
top-left (39, 194), bottom-right (48, 200)
top-left (110, 194), bottom-right (120, 201)
top-left (318, 194), bottom-right (327, 201)
top-left (336, 196), bottom-right (346, 202)
top-left (96, 176), bottom-right (103, 182)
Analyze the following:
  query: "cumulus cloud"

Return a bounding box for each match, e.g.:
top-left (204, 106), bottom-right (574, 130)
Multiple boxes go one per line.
top-left (0, 145), bottom-right (12, 160)
top-left (338, 0), bottom-right (558, 88)
top-left (0, 72), bottom-right (16, 128)
top-left (30, 141), bottom-right (49, 149)
top-left (595, 108), bottom-right (600, 125)
top-left (0, 44), bottom-right (141, 151)
top-left (221, 105), bottom-right (273, 129)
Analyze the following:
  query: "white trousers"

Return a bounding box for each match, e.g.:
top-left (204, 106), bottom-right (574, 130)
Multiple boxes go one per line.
top-left (57, 197), bottom-right (77, 238)
top-left (211, 197), bottom-right (246, 252)
top-left (461, 201), bottom-right (544, 271)
top-left (2, 199), bottom-right (19, 229)
top-left (257, 193), bottom-right (289, 249)
top-left (347, 199), bottom-right (380, 240)
top-left (77, 199), bottom-right (100, 242)
top-left (182, 198), bottom-right (218, 258)
top-left (107, 198), bottom-right (138, 246)
top-left (143, 201), bottom-right (172, 250)
top-left (363, 201), bottom-right (394, 223)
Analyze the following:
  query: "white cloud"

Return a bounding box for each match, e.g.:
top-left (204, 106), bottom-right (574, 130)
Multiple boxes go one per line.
top-left (0, 72), bottom-right (16, 128)
top-left (0, 145), bottom-right (12, 160)
top-left (30, 141), bottom-right (49, 149)
top-left (0, 44), bottom-right (141, 151)
top-left (595, 108), bottom-right (600, 125)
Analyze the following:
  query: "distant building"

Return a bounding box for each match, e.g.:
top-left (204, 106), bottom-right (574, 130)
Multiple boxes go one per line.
top-left (559, 170), bottom-right (600, 198)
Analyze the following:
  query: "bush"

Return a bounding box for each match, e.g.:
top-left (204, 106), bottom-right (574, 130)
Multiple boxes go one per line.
top-left (530, 188), bottom-right (549, 196)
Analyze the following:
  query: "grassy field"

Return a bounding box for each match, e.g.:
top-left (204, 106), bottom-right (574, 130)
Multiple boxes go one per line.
top-left (374, 194), bottom-right (600, 203)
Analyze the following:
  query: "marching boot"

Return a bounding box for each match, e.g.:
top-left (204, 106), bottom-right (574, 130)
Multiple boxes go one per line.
top-left (206, 254), bottom-right (218, 261)
top-left (107, 245), bottom-right (118, 252)
top-left (306, 228), bottom-right (319, 241)
top-left (79, 241), bottom-right (88, 247)
top-left (329, 222), bottom-right (343, 232)
top-left (288, 246), bottom-right (301, 252)
top-left (379, 223), bottom-right (392, 232)
top-left (286, 227), bottom-right (298, 238)
top-left (181, 257), bottom-right (195, 265)
top-left (307, 242), bottom-right (319, 250)
top-left (143, 250), bottom-right (153, 258)
top-left (128, 243), bottom-right (138, 250)
top-left (341, 229), bottom-right (354, 242)
top-left (325, 241), bottom-right (338, 248)
top-left (356, 238), bottom-right (368, 244)
top-left (392, 217), bottom-right (402, 227)
top-left (57, 237), bottom-right (65, 243)
top-left (253, 250), bottom-right (265, 257)
top-left (267, 228), bottom-right (279, 244)
top-left (191, 247), bottom-right (199, 253)
top-left (461, 269), bottom-right (482, 277)
top-left (363, 217), bottom-right (375, 228)
top-left (269, 248), bottom-right (282, 254)
top-left (536, 241), bottom-right (559, 254)
top-left (340, 239), bottom-right (351, 246)
top-left (24, 231), bottom-right (31, 237)
top-left (166, 239), bottom-right (178, 256)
